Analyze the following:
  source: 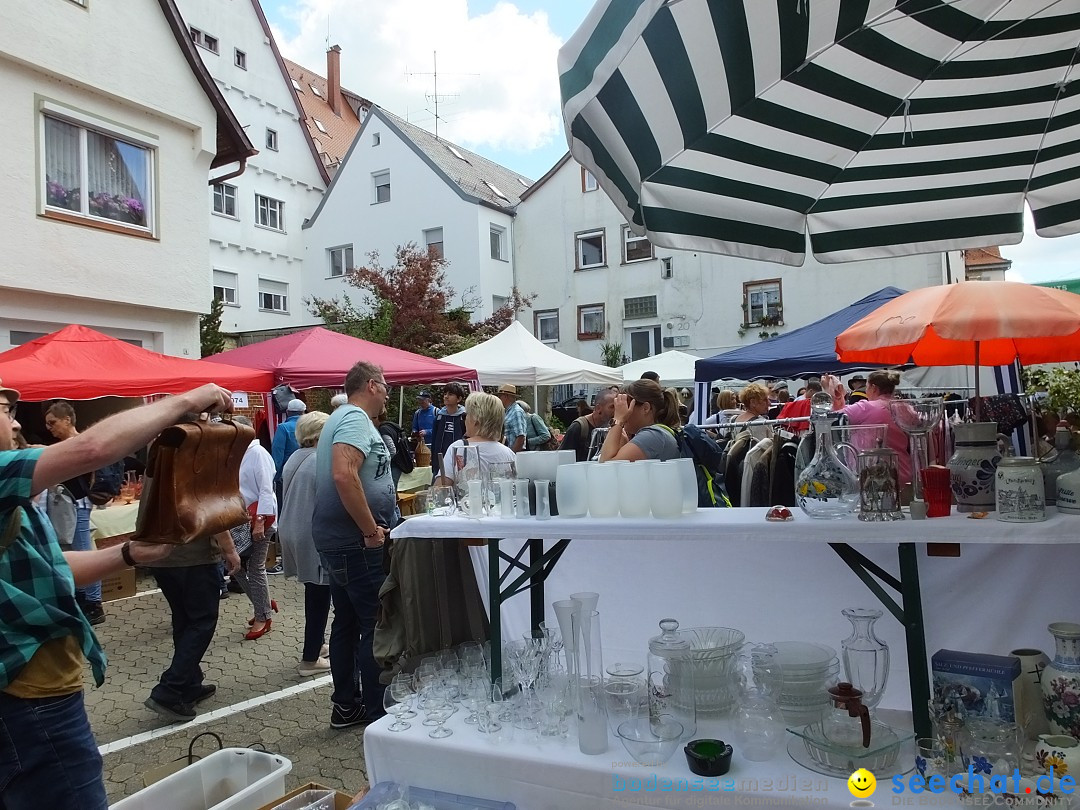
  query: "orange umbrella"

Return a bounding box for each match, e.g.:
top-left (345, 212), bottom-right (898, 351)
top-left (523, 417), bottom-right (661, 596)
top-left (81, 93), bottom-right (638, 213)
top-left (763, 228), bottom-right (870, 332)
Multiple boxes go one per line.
top-left (835, 281), bottom-right (1080, 418)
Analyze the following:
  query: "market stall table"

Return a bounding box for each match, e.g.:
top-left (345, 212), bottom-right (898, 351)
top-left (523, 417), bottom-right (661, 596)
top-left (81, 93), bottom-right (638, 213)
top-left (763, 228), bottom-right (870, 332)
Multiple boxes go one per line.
top-left (89, 501), bottom-right (140, 548)
top-left (391, 508), bottom-right (1080, 742)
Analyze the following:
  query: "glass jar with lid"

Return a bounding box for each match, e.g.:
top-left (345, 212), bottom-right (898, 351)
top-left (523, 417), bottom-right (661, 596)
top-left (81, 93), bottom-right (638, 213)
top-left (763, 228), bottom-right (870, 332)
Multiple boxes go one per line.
top-left (648, 619), bottom-right (696, 741)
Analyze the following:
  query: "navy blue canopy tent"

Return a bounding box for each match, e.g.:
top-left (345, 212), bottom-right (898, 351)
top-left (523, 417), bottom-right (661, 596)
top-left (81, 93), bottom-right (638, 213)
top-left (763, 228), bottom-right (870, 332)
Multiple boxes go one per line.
top-left (695, 287), bottom-right (908, 382)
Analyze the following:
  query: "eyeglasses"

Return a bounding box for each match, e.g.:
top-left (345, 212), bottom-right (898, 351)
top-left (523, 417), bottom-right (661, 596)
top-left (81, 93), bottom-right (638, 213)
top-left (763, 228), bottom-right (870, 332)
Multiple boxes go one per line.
top-left (371, 380), bottom-right (388, 390)
top-left (0, 403), bottom-right (16, 419)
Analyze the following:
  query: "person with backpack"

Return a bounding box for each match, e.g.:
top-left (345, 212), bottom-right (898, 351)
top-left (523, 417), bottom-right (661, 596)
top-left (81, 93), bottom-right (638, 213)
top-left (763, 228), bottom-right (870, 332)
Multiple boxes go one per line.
top-left (517, 400), bottom-right (557, 451)
top-left (430, 382), bottom-right (467, 477)
top-left (375, 407), bottom-right (414, 489)
top-left (560, 388), bottom-right (616, 461)
top-left (598, 380), bottom-right (681, 462)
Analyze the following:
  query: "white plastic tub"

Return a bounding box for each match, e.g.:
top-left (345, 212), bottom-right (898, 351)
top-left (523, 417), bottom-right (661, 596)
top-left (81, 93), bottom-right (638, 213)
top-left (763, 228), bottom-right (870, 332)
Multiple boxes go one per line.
top-left (110, 748), bottom-right (292, 810)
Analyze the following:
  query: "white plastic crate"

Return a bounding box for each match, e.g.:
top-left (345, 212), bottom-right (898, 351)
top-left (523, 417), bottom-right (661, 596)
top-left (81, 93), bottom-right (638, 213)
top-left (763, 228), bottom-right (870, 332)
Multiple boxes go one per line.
top-left (110, 748), bottom-right (292, 810)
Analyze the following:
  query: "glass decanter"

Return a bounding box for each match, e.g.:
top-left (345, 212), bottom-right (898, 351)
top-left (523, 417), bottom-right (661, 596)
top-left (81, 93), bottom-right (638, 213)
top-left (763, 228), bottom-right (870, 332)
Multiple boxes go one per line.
top-left (841, 608), bottom-right (890, 709)
top-left (795, 393), bottom-right (859, 519)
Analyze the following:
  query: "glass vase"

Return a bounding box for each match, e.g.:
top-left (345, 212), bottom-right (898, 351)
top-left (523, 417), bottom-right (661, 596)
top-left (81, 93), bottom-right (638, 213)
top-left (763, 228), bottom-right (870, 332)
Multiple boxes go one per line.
top-left (841, 608), bottom-right (890, 709)
top-left (571, 608), bottom-right (608, 755)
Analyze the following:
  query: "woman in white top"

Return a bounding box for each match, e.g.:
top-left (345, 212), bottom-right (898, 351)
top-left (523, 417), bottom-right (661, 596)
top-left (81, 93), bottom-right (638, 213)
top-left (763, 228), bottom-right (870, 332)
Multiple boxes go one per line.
top-left (730, 382), bottom-right (773, 442)
top-left (434, 391), bottom-right (524, 642)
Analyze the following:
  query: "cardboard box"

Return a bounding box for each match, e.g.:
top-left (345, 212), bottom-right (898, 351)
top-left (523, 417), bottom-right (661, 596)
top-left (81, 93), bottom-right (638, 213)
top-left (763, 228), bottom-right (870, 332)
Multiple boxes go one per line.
top-left (101, 566), bottom-right (137, 602)
top-left (932, 649), bottom-right (1022, 722)
top-left (255, 783), bottom-right (355, 810)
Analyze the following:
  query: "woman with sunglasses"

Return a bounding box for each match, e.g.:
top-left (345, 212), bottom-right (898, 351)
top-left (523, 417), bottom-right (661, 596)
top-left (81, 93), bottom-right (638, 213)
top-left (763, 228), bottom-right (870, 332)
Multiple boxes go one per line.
top-left (599, 380), bottom-right (682, 461)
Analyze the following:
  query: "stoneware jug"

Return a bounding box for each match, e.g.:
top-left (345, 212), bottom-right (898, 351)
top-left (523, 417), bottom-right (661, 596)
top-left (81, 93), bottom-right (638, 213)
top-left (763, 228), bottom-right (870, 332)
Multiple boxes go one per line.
top-left (948, 422), bottom-right (1001, 512)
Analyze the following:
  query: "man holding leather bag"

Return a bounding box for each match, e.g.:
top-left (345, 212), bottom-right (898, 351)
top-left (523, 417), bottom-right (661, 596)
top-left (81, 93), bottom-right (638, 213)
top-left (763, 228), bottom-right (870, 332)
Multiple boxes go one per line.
top-left (0, 380), bottom-right (233, 810)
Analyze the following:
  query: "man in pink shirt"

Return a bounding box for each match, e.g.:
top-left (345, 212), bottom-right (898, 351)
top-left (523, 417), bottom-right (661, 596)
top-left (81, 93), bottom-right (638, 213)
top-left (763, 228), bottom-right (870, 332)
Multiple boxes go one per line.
top-left (822, 370), bottom-right (912, 486)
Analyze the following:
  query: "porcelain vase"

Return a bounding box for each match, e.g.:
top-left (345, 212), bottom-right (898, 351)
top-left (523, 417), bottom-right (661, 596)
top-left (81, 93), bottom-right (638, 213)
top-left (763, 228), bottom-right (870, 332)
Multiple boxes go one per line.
top-left (1042, 623), bottom-right (1080, 738)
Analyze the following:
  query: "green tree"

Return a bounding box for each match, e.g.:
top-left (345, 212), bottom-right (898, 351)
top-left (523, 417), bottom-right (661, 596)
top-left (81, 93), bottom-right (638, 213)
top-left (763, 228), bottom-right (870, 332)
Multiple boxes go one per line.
top-left (200, 297), bottom-right (226, 357)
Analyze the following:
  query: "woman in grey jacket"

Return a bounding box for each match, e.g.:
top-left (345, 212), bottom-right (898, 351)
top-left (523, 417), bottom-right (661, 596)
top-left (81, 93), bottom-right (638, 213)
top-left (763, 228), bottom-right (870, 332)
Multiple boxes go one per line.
top-left (278, 411), bottom-right (331, 676)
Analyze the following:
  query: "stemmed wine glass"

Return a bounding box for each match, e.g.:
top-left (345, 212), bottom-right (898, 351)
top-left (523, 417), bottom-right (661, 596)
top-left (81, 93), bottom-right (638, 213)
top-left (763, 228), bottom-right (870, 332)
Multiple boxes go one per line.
top-left (889, 397), bottom-right (944, 501)
top-left (424, 696), bottom-right (454, 739)
top-left (391, 673), bottom-right (416, 719)
top-left (383, 685), bottom-right (412, 732)
top-left (505, 639), bottom-right (544, 730)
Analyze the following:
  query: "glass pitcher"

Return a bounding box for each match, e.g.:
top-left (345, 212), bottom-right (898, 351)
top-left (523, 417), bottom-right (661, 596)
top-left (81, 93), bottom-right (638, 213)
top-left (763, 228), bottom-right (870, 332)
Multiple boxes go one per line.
top-left (822, 682), bottom-right (872, 749)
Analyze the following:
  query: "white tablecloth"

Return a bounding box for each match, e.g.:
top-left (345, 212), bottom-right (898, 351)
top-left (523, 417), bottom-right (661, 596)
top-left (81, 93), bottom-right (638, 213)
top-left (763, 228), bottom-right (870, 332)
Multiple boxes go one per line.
top-left (364, 708), bottom-right (978, 810)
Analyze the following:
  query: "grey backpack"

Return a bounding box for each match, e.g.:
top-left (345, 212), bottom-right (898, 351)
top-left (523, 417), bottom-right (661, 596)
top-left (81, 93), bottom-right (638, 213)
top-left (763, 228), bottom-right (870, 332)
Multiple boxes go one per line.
top-left (46, 485), bottom-right (78, 549)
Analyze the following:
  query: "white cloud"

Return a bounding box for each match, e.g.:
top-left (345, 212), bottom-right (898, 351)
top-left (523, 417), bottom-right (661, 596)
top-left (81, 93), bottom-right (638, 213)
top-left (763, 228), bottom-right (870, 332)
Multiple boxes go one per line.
top-left (271, 0), bottom-right (565, 160)
top-left (1001, 207), bottom-right (1080, 285)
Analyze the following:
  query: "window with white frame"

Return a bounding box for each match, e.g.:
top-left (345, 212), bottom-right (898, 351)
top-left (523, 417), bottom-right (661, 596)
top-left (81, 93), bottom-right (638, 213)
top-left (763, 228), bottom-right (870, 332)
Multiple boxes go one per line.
top-left (212, 182), bottom-right (237, 218)
top-left (623, 295), bottom-right (657, 320)
top-left (490, 224), bottom-right (507, 261)
top-left (255, 194), bottom-right (284, 231)
top-left (577, 303), bottom-right (605, 340)
top-left (328, 244), bottom-right (353, 277)
top-left (266, 128), bottom-right (278, 151)
top-left (535, 309), bottom-right (559, 343)
top-left (424, 227), bottom-right (444, 259)
top-left (622, 225), bottom-right (654, 263)
top-left (258, 279), bottom-right (288, 313)
top-left (373, 170), bottom-right (390, 203)
top-left (575, 229), bottom-right (606, 270)
top-left (582, 167), bottom-right (598, 192)
top-left (213, 270), bottom-right (238, 306)
top-left (234, 49), bottom-right (247, 69)
top-left (42, 112), bottom-right (153, 231)
top-left (743, 279), bottom-right (783, 326)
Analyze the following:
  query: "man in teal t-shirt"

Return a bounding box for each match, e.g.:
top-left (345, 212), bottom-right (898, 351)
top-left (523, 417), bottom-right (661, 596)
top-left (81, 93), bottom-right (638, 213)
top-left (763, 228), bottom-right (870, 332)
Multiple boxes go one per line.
top-left (312, 361), bottom-right (394, 730)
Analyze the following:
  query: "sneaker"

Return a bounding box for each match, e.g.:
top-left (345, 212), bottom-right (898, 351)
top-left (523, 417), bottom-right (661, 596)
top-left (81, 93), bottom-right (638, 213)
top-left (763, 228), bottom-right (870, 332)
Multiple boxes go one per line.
top-left (82, 601), bottom-right (106, 626)
top-left (219, 589), bottom-right (230, 600)
top-left (185, 683), bottom-right (217, 704)
top-left (320, 643), bottom-right (329, 659)
top-left (298, 657), bottom-right (331, 677)
top-left (266, 563), bottom-right (284, 575)
top-left (330, 704), bottom-right (373, 729)
top-left (144, 696), bottom-right (196, 722)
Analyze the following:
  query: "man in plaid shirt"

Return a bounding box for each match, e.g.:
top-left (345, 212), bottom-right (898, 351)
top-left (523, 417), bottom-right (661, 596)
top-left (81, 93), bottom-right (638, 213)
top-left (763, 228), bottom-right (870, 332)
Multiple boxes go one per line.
top-left (0, 378), bottom-right (233, 809)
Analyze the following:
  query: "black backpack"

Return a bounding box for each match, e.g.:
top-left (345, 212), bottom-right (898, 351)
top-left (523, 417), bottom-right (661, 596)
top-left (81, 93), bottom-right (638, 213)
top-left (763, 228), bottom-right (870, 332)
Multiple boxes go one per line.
top-left (380, 422), bottom-right (415, 474)
top-left (658, 423), bottom-right (732, 508)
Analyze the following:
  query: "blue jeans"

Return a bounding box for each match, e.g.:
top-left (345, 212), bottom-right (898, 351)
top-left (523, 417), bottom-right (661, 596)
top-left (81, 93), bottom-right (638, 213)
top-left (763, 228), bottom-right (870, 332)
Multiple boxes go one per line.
top-left (0, 690), bottom-right (107, 809)
top-left (73, 504), bottom-right (101, 602)
top-left (149, 564), bottom-right (221, 704)
top-left (320, 546), bottom-right (386, 717)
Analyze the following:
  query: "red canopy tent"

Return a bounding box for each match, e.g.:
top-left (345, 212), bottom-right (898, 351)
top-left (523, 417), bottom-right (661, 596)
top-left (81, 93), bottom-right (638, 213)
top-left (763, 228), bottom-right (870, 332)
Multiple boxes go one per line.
top-left (0, 325), bottom-right (274, 399)
top-left (204, 327), bottom-right (479, 389)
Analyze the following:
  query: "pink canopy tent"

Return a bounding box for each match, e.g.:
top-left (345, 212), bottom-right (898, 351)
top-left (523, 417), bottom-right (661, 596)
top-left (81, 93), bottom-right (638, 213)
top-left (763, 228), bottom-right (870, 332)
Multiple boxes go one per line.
top-left (0, 325), bottom-right (274, 400)
top-left (204, 327), bottom-right (478, 389)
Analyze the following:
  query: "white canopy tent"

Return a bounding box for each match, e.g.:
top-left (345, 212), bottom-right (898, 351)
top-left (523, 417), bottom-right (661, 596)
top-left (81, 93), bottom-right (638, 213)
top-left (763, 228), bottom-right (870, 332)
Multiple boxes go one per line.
top-left (618, 351), bottom-right (700, 385)
top-left (441, 322), bottom-right (623, 387)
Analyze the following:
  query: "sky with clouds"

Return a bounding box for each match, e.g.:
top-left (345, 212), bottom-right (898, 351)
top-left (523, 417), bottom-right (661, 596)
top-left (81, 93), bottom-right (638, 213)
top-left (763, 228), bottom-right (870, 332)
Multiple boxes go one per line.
top-left (264, 0), bottom-right (1080, 287)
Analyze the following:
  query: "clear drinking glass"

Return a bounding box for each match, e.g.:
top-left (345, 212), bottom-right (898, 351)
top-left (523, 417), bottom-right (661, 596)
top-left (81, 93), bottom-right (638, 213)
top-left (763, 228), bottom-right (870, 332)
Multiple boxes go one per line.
top-left (429, 485), bottom-right (456, 517)
top-left (425, 697), bottom-right (454, 739)
top-left (391, 673), bottom-right (417, 719)
top-left (384, 685), bottom-right (411, 732)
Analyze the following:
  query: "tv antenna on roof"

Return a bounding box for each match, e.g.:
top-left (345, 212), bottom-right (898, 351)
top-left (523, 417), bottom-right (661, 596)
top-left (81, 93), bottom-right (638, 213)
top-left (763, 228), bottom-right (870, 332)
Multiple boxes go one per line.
top-left (404, 51), bottom-right (476, 139)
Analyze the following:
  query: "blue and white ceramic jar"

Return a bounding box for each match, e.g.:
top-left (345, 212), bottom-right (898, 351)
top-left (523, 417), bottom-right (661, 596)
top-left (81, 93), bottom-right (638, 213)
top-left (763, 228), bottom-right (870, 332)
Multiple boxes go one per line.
top-left (948, 422), bottom-right (1001, 512)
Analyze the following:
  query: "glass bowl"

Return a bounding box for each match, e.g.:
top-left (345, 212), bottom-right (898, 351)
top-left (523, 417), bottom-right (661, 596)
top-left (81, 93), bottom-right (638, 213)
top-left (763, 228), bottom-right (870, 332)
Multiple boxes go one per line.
top-left (617, 718), bottom-right (684, 767)
top-left (787, 719), bottom-right (914, 777)
top-left (681, 627), bottom-right (746, 660)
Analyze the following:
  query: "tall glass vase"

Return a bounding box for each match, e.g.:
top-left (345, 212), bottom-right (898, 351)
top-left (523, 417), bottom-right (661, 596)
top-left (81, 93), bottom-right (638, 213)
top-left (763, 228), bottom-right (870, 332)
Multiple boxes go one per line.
top-left (841, 608), bottom-right (890, 709)
top-left (572, 608), bottom-right (608, 754)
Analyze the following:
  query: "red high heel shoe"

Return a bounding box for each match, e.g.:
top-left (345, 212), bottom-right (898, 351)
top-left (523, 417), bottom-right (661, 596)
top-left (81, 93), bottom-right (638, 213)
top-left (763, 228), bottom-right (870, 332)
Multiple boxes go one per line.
top-left (244, 619), bottom-right (272, 641)
top-left (247, 599), bottom-right (278, 626)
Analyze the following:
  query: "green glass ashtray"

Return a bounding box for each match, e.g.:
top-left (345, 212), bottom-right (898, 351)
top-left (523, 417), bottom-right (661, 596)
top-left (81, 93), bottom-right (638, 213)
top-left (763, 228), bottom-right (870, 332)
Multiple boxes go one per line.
top-left (684, 739), bottom-right (733, 777)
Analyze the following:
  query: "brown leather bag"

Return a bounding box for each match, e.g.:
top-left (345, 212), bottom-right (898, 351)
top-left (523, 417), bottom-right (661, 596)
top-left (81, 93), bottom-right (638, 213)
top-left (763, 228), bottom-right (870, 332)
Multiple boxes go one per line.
top-left (132, 419), bottom-right (254, 544)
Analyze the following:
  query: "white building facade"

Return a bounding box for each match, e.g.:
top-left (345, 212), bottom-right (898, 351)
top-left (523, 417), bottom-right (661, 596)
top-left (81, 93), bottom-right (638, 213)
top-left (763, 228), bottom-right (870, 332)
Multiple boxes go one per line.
top-left (0, 0), bottom-right (253, 356)
top-left (304, 107), bottom-right (530, 321)
top-left (174, 0), bottom-right (329, 336)
top-left (515, 155), bottom-right (954, 371)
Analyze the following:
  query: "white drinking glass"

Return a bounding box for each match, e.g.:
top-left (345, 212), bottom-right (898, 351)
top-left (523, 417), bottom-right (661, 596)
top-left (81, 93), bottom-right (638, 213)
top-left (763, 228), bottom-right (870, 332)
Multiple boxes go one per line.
top-left (534, 479), bottom-right (551, 520)
top-left (556, 463), bottom-right (589, 518)
top-left (587, 463), bottom-right (620, 518)
top-left (514, 479), bottom-right (531, 518)
top-left (672, 458), bottom-right (698, 514)
top-left (497, 478), bottom-right (516, 519)
top-left (618, 462), bottom-right (651, 518)
top-left (650, 462), bottom-right (683, 519)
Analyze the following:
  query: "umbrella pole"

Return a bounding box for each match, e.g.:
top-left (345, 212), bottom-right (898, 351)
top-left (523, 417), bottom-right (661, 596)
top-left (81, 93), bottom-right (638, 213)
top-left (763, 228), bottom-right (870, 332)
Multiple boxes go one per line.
top-left (398, 386), bottom-right (404, 427)
top-left (974, 342), bottom-right (981, 423)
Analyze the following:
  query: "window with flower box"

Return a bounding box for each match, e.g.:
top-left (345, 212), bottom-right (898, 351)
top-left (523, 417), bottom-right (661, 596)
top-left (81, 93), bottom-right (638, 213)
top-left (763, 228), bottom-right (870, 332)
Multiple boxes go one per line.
top-left (42, 110), bottom-right (154, 234)
top-left (743, 279), bottom-right (783, 326)
top-left (577, 303), bottom-right (605, 340)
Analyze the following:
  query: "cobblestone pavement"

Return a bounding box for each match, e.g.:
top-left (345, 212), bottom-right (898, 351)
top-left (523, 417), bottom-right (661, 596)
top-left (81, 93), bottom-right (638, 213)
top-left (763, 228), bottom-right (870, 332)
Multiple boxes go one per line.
top-left (86, 571), bottom-right (371, 804)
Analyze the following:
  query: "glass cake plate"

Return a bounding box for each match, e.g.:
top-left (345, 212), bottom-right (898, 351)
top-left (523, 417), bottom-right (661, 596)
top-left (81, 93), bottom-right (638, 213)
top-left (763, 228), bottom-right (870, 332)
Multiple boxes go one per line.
top-left (787, 719), bottom-right (915, 779)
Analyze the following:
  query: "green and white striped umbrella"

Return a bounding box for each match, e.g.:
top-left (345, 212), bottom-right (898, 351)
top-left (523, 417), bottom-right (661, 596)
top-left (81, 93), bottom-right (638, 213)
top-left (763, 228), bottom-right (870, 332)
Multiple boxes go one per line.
top-left (559, 0), bottom-right (1080, 266)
